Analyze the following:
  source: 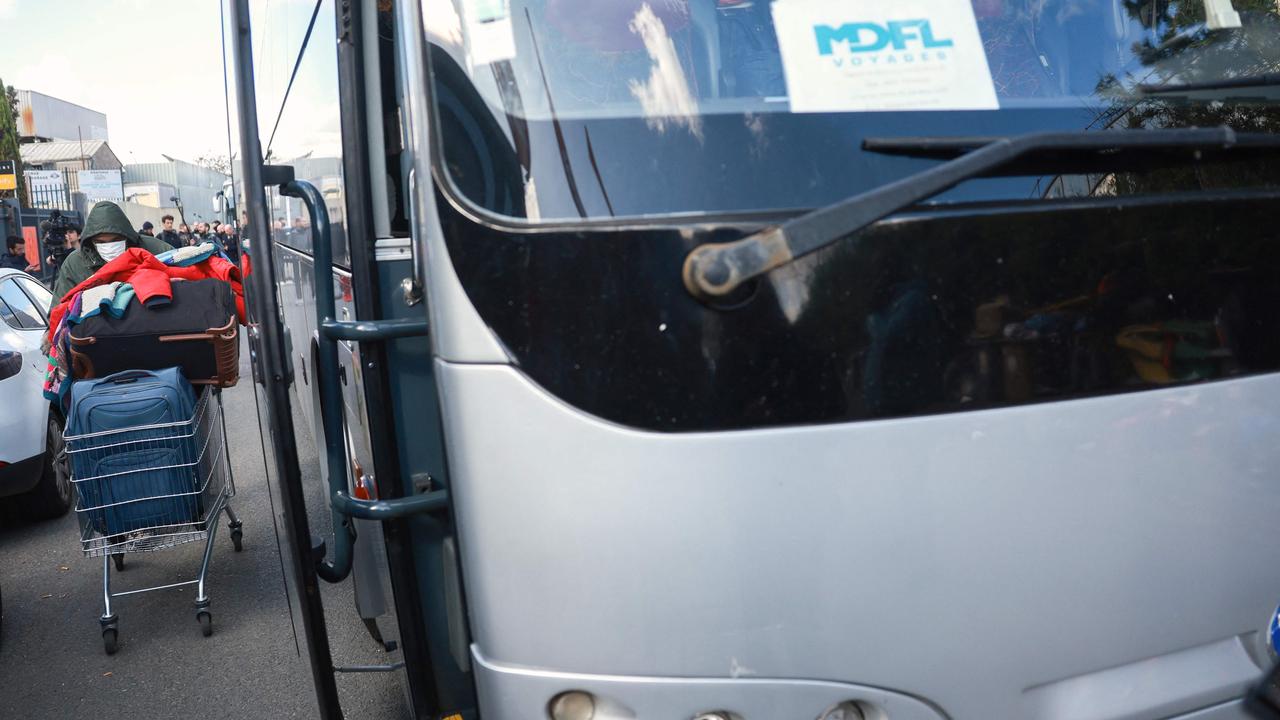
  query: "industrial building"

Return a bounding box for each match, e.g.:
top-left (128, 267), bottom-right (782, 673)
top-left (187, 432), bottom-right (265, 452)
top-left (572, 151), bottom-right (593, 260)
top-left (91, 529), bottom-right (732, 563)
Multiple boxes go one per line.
top-left (123, 156), bottom-right (229, 225)
top-left (7, 89), bottom-right (228, 227)
top-left (19, 140), bottom-right (123, 174)
top-left (14, 89), bottom-right (109, 144)
top-left (13, 91), bottom-right (121, 211)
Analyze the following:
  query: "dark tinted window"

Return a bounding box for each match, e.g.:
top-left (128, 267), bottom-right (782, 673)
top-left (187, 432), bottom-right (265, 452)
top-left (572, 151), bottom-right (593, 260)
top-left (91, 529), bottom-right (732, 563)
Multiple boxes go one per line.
top-left (0, 279), bottom-right (46, 330)
top-left (15, 277), bottom-right (52, 319)
top-left (0, 297), bottom-right (15, 329)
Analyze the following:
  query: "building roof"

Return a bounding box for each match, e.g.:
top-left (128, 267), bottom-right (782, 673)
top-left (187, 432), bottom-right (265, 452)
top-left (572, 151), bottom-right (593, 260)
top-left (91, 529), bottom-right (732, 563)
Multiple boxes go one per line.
top-left (19, 140), bottom-right (109, 164)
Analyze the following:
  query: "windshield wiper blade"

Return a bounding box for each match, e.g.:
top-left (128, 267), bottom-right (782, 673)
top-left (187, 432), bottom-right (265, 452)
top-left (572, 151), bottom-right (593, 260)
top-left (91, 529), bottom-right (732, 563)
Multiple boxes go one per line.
top-left (1137, 72), bottom-right (1280, 95)
top-left (683, 126), bottom-right (1279, 301)
top-left (862, 130), bottom-right (1280, 157)
top-left (862, 129), bottom-right (1280, 175)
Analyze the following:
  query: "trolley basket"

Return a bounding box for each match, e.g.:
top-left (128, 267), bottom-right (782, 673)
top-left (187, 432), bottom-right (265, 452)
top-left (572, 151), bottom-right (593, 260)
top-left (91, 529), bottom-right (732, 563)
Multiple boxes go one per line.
top-left (68, 388), bottom-right (233, 556)
top-left (64, 386), bottom-right (244, 654)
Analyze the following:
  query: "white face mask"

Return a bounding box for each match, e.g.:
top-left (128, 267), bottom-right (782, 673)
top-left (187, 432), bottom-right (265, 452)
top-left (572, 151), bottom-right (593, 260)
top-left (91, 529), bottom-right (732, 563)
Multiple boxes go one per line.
top-left (96, 240), bottom-right (127, 262)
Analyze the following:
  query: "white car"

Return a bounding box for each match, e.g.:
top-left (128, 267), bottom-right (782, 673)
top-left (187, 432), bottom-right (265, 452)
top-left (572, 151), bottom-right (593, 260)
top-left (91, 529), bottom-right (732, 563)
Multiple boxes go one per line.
top-left (0, 267), bottom-right (72, 519)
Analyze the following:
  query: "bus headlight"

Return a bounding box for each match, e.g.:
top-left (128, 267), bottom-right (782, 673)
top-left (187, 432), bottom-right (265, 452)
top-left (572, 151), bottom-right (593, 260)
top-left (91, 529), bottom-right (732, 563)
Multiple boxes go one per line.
top-left (818, 701), bottom-right (866, 720)
top-left (548, 690), bottom-right (595, 720)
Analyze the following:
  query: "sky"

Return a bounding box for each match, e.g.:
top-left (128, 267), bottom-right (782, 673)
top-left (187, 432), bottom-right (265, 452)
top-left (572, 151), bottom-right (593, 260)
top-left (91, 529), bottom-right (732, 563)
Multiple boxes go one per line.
top-left (0, 0), bottom-right (339, 166)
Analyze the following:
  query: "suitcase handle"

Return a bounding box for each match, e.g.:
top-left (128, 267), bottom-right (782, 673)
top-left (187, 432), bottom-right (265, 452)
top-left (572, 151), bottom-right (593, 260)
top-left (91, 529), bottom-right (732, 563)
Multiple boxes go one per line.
top-left (100, 369), bottom-right (159, 385)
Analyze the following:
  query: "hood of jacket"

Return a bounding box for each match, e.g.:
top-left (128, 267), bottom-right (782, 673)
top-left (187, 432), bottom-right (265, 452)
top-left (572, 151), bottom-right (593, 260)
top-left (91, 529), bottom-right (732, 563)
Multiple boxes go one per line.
top-left (50, 206), bottom-right (176, 300)
top-left (79, 201), bottom-right (141, 264)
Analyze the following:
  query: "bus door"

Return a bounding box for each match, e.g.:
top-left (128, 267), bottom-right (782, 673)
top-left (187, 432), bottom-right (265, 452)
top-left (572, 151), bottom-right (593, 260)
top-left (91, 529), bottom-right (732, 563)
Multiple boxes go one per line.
top-left (230, 0), bottom-right (477, 717)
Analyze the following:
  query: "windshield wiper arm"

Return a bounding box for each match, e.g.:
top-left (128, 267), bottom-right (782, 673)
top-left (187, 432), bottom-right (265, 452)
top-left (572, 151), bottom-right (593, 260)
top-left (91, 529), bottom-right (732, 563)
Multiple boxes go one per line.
top-left (683, 126), bottom-right (1279, 301)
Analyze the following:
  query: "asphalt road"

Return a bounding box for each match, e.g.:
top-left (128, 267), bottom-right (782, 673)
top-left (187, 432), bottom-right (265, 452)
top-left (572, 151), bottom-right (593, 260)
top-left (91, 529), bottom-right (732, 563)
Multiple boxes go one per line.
top-left (0, 346), bottom-right (410, 719)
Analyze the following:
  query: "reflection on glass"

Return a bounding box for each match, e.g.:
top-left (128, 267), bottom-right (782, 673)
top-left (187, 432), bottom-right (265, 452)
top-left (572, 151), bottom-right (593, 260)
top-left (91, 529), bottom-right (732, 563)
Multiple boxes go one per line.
top-left (627, 3), bottom-right (704, 139)
top-left (432, 0), bottom-right (1280, 115)
top-left (424, 0), bottom-right (1280, 220)
top-left (253, 0), bottom-right (348, 265)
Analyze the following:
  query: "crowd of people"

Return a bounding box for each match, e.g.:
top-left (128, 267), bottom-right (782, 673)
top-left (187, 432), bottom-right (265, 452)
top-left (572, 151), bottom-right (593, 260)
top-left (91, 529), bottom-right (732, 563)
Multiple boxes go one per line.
top-left (3, 211), bottom-right (241, 290)
top-left (139, 214), bottom-right (241, 258)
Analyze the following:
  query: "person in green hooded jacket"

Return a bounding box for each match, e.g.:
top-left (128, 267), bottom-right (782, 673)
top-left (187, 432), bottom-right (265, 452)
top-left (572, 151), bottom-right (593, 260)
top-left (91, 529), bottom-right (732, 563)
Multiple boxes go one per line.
top-left (51, 201), bottom-right (173, 302)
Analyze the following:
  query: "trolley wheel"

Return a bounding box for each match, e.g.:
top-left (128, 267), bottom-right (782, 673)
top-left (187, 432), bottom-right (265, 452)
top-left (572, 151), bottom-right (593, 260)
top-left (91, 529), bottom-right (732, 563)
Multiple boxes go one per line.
top-left (198, 611), bottom-right (213, 637)
top-left (103, 628), bottom-right (118, 655)
top-left (111, 554), bottom-right (124, 571)
top-left (230, 528), bottom-right (243, 552)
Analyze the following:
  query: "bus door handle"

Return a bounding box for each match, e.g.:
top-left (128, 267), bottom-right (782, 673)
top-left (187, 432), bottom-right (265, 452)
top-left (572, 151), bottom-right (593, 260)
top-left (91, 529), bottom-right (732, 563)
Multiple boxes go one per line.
top-left (403, 168), bottom-right (426, 307)
top-left (275, 172), bottom-right (435, 585)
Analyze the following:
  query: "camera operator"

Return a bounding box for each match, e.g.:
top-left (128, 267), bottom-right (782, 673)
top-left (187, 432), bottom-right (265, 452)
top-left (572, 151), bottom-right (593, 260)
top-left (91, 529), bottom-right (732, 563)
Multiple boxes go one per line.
top-left (43, 224), bottom-right (81, 282)
top-left (39, 211), bottom-right (76, 284)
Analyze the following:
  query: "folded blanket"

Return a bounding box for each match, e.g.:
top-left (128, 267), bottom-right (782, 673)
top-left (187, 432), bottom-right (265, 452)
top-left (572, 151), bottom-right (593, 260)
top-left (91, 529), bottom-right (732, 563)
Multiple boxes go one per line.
top-left (156, 242), bottom-right (220, 267)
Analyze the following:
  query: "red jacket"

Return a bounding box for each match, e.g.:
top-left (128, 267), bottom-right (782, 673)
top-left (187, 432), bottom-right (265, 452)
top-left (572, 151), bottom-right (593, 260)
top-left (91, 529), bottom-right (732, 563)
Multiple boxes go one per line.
top-left (48, 248), bottom-right (246, 344)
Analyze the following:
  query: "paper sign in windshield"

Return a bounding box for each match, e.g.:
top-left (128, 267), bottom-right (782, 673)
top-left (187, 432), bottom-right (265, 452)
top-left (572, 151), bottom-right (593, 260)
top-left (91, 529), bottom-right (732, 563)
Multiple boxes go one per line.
top-left (772, 0), bottom-right (999, 113)
top-left (462, 0), bottom-right (517, 66)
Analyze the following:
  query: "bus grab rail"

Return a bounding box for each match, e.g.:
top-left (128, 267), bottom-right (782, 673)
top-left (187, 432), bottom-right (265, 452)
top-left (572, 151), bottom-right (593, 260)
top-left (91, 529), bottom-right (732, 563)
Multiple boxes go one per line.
top-left (320, 317), bottom-right (429, 341)
top-left (277, 176), bottom-right (436, 583)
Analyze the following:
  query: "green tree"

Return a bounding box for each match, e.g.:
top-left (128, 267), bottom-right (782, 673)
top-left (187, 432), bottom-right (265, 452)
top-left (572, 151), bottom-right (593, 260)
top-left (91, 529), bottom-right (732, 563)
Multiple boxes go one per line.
top-left (1080, 2), bottom-right (1280, 198)
top-left (193, 153), bottom-right (231, 175)
top-left (0, 76), bottom-right (25, 202)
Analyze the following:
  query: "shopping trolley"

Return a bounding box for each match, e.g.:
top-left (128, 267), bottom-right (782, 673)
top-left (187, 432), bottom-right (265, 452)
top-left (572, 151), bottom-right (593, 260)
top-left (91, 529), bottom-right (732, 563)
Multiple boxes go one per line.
top-left (65, 387), bottom-right (243, 655)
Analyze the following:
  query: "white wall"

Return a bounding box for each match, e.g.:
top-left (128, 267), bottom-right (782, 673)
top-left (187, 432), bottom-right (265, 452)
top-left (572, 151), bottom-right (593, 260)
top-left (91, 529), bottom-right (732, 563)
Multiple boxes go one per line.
top-left (122, 202), bottom-right (175, 232)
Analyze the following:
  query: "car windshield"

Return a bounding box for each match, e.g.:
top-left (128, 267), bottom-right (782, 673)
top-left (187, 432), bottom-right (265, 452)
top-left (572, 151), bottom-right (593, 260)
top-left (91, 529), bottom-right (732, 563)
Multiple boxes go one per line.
top-left (423, 0), bottom-right (1280, 220)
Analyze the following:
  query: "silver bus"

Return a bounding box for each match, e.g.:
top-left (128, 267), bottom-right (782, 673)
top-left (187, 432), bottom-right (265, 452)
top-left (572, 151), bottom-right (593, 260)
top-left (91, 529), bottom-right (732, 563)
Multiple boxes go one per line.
top-left (228, 0), bottom-right (1280, 717)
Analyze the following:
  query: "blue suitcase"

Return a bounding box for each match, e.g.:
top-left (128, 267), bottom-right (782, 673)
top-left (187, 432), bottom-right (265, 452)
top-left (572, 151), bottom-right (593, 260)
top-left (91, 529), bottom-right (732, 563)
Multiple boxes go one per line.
top-left (67, 368), bottom-right (202, 537)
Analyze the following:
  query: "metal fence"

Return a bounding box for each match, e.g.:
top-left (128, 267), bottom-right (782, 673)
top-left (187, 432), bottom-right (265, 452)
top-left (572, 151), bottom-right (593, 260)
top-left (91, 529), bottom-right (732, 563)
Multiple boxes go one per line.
top-left (25, 167), bottom-right (80, 211)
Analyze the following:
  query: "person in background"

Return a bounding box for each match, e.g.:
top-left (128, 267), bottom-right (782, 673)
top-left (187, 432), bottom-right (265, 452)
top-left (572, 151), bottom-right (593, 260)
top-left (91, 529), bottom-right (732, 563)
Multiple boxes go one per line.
top-left (43, 225), bottom-right (82, 280)
top-left (177, 223), bottom-right (192, 246)
top-left (236, 212), bottom-right (251, 250)
top-left (217, 225), bottom-right (238, 259)
top-left (2, 236), bottom-right (33, 272)
top-left (139, 220), bottom-right (155, 237)
top-left (38, 224), bottom-right (81, 280)
top-left (156, 214), bottom-right (182, 250)
top-left (52, 201), bottom-right (172, 300)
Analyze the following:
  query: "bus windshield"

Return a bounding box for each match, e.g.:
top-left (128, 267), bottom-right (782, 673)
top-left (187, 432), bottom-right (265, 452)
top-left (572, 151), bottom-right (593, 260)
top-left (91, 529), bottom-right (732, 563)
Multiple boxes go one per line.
top-left (424, 0), bottom-right (1280, 220)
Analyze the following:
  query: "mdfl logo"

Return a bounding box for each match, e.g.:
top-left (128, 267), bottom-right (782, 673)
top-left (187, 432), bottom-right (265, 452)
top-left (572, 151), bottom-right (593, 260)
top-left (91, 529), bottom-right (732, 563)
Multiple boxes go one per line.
top-left (814, 20), bottom-right (954, 55)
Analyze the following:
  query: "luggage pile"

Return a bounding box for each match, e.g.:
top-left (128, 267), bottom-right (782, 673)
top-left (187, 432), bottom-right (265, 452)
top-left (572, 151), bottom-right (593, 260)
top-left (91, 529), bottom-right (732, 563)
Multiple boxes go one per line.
top-left (69, 277), bottom-right (240, 385)
top-left (43, 241), bottom-right (247, 655)
top-left (44, 242), bottom-right (245, 404)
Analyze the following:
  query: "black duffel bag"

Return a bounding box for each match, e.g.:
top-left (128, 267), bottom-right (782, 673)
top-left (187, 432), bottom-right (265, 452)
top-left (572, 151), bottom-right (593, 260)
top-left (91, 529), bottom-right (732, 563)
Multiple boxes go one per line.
top-left (69, 278), bottom-right (240, 387)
